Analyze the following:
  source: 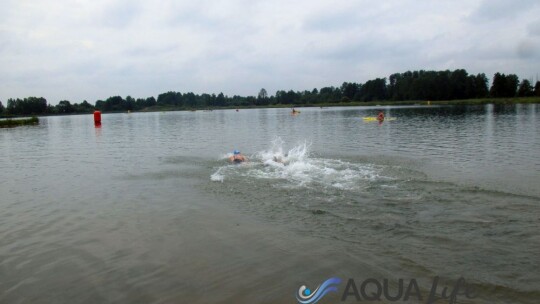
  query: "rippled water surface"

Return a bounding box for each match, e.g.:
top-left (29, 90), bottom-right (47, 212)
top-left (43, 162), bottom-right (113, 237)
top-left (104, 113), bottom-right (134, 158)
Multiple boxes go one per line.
top-left (1, 104), bottom-right (539, 303)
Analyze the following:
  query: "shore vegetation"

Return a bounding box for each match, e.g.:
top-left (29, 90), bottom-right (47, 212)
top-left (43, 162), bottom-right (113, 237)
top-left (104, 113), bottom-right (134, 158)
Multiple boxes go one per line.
top-left (0, 116), bottom-right (39, 128)
top-left (1, 69), bottom-right (539, 116)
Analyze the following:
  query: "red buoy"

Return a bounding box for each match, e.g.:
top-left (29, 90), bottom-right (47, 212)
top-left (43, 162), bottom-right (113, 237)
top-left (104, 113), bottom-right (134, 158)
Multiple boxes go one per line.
top-left (94, 110), bottom-right (101, 125)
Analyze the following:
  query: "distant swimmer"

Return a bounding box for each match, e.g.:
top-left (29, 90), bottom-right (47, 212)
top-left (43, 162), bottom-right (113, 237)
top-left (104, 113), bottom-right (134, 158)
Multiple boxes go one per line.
top-left (377, 111), bottom-right (385, 122)
top-left (292, 108), bottom-right (300, 115)
top-left (229, 150), bottom-right (247, 163)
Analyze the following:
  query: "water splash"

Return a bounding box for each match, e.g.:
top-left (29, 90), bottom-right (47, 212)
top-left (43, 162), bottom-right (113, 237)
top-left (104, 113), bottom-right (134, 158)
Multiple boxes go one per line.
top-left (210, 167), bottom-right (225, 182)
top-left (211, 138), bottom-right (382, 191)
top-left (256, 137), bottom-right (309, 167)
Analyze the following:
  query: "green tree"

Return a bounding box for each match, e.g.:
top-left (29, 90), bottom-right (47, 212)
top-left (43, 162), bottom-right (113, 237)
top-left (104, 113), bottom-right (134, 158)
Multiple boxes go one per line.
top-left (208, 94), bottom-right (217, 107)
top-left (341, 82), bottom-right (359, 100)
top-left (285, 90), bottom-right (300, 104)
top-left (146, 96), bottom-right (157, 107)
top-left (95, 100), bottom-right (105, 110)
top-left (184, 92), bottom-right (197, 108)
top-left (275, 90), bottom-right (286, 104)
top-left (256, 88), bottom-right (269, 106)
top-left (490, 73), bottom-right (518, 97)
top-left (73, 100), bottom-right (94, 113)
top-left (449, 69), bottom-right (468, 100)
top-left (102, 96), bottom-right (125, 111)
top-left (125, 96), bottom-right (135, 111)
top-left (319, 87), bottom-right (339, 102)
top-left (258, 88), bottom-right (268, 99)
top-left (535, 81), bottom-right (540, 96)
top-left (505, 74), bottom-right (519, 97)
top-left (246, 96), bottom-right (256, 106)
top-left (474, 73), bottom-right (489, 98)
top-left (199, 94), bottom-right (211, 108)
top-left (47, 104), bottom-right (57, 114)
top-left (57, 100), bottom-right (74, 113)
top-left (275, 90), bottom-right (299, 104)
top-left (388, 73), bottom-right (402, 100)
top-left (157, 92), bottom-right (183, 107)
top-left (490, 73), bottom-right (505, 97)
top-left (359, 78), bottom-right (387, 101)
top-left (0, 101), bottom-right (4, 114)
top-left (135, 97), bottom-right (156, 109)
top-left (215, 92), bottom-right (226, 106)
top-left (298, 90), bottom-right (316, 104)
top-left (517, 79), bottom-right (533, 97)
top-left (7, 97), bottom-right (47, 115)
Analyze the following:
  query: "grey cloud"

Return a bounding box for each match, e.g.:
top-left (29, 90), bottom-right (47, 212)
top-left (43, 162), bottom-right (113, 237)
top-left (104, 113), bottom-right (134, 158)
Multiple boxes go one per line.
top-left (168, 8), bottom-right (220, 29)
top-left (124, 44), bottom-right (180, 58)
top-left (1, 0), bottom-right (540, 104)
top-left (517, 40), bottom-right (539, 59)
top-left (99, 1), bottom-right (141, 28)
top-left (311, 38), bottom-right (417, 64)
top-left (471, 0), bottom-right (539, 21)
top-left (303, 9), bottom-right (362, 32)
top-left (528, 21), bottom-right (540, 36)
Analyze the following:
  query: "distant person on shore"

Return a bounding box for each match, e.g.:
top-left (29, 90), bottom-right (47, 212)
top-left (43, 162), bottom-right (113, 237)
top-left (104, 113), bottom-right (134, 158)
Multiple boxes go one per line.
top-left (229, 150), bottom-right (247, 163)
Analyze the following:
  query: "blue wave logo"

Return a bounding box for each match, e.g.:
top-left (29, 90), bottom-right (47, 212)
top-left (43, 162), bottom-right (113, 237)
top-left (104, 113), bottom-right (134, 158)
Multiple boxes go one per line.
top-left (296, 277), bottom-right (341, 304)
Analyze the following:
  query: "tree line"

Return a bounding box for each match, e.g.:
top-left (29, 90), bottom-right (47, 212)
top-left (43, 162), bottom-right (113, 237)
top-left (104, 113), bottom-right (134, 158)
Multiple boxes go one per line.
top-left (2, 69), bottom-right (540, 116)
top-left (0, 98), bottom-right (94, 116)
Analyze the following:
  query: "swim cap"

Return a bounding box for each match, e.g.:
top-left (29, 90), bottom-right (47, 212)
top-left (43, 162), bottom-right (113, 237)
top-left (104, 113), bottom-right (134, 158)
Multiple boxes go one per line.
top-left (233, 150), bottom-right (240, 155)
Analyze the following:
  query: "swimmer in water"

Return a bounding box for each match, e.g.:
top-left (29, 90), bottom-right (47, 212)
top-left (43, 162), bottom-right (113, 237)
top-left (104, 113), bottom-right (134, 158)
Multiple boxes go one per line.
top-left (229, 150), bottom-right (247, 163)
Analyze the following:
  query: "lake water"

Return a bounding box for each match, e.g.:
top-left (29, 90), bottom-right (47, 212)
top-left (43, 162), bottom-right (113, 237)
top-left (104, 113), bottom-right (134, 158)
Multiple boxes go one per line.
top-left (1, 104), bottom-right (539, 303)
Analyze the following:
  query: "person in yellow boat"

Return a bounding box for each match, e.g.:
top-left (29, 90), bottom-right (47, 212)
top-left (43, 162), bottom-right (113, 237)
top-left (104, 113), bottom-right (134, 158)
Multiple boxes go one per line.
top-left (377, 111), bottom-right (385, 122)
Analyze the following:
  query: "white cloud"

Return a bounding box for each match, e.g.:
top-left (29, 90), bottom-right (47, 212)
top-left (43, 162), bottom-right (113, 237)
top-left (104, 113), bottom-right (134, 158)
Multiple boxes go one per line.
top-left (0, 0), bottom-right (539, 104)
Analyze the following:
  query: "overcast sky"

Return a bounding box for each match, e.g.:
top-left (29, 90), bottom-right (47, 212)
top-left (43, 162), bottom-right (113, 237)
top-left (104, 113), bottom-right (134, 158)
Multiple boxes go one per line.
top-left (1, 0), bottom-right (539, 104)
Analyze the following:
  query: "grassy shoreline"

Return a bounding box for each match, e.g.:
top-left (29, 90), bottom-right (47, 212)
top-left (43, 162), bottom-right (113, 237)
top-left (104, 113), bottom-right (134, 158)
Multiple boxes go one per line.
top-left (137, 96), bottom-right (540, 112)
top-left (0, 116), bottom-right (39, 128)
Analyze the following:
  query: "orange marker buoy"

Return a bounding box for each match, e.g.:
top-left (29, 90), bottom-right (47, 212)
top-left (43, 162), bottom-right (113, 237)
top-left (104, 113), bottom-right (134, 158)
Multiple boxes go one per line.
top-left (94, 110), bottom-right (101, 125)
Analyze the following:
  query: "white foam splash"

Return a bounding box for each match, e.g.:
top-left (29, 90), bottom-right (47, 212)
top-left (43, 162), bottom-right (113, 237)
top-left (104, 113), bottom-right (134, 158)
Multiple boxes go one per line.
top-left (210, 167), bottom-right (225, 182)
top-left (211, 137), bottom-right (382, 190)
top-left (256, 137), bottom-right (309, 168)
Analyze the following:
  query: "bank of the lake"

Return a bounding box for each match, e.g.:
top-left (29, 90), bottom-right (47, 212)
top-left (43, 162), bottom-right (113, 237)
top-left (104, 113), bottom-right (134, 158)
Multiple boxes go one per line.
top-left (2, 96), bottom-right (539, 118)
top-left (135, 96), bottom-right (540, 112)
top-left (0, 116), bottom-right (39, 128)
